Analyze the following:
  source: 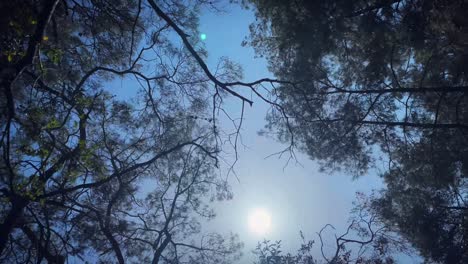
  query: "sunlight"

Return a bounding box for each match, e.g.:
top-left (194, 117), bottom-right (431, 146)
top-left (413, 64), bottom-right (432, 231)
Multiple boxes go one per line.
top-left (248, 208), bottom-right (272, 236)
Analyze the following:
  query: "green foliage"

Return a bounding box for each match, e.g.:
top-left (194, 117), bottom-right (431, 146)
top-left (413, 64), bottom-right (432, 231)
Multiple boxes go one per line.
top-left (44, 118), bottom-right (60, 129)
top-left (46, 49), bottom-right (62, 64)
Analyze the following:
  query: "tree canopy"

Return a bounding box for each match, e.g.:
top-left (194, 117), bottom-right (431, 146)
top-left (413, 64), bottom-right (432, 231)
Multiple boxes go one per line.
top-left (245, 0), bottom-right (468, 173)
top-left (372, 128), bottom-right (468, 263)
top-left (0, 0), bottom-right (260, 262)
top-left (244, 0), bottom-right (468, 262)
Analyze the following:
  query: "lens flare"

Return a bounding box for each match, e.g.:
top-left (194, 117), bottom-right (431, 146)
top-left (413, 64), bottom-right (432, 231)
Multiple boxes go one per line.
top-left (248, 208), bottom-right (272, 235)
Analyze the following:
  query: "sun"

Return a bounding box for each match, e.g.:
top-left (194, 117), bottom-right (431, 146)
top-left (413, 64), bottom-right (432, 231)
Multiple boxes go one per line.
top-left (248, 208), bottom-right (272, 236)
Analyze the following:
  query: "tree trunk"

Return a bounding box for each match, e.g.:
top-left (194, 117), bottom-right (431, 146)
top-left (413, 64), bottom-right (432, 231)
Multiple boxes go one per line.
top-left (101, 224), bottom-right (125, 264)
top-left (21, 225), bottom-right (65, 264)
top-left (0, 195), bottom-right (28, 255)
top-left (151, 233), bottom-right (171, 264)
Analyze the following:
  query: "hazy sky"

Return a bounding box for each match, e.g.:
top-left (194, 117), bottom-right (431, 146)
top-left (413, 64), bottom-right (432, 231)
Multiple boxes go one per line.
top-left (197, 3), bottom-right (386, 263)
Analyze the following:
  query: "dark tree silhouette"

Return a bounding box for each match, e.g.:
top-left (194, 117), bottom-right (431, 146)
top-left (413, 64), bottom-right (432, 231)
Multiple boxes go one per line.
top-left (243, 0), bottom-right (468, 262)
top-left (371, 128), bottom-right (468, 263)
top-left (244, 0), bottom-right (468, 174)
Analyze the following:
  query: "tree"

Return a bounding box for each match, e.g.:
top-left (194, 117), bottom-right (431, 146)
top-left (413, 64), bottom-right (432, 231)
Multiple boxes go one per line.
top-left (371, 127), bottom-right (468, 263)
top-left (243, 0), bottom-right (468, 262)
top-left (244, 0), bottom-right (468, 174)
top-left (0, 0), bottom-right (281, 262)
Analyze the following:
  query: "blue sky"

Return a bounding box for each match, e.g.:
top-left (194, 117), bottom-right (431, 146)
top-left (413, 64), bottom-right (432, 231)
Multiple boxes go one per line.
top-left (51, 0), bottom-right (428, 262)
top-left (103, 2), bottom-right (420, 262)
top-left (197, 3), bottom-right (389, 263)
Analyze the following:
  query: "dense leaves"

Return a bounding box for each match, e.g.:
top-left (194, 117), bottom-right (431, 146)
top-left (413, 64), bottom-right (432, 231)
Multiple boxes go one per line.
top-left (244, 0), bottom-right (468, 262)
top-left (245, 0), bottom-right (468, 174)
top-left (372, 128), bottom-right (468, 263)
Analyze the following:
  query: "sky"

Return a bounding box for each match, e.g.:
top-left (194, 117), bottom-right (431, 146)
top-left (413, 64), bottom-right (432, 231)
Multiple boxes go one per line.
top-left (103, 2), bottom-right (421, 263)
top-left (196, 3), bottom-right (388, 263)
